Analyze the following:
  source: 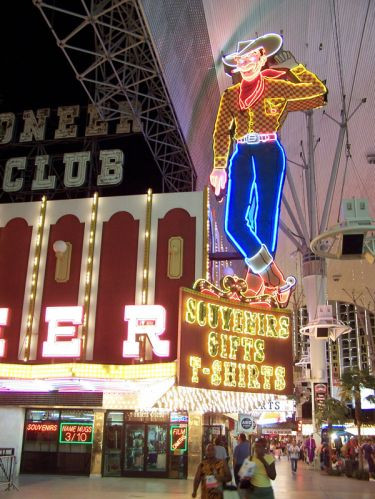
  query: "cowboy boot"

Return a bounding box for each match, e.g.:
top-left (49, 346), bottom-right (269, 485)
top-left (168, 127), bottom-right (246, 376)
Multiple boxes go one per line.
top-left (245, 270), bottom-right (265, 297)
top-left (245, 245), bottom-right (296, 303)
top-left (245, 245), bottom-right (285, 287)
top-left (245, 245), bottom-right (276, 293)
top-left (275, 276), bottom-right (297, 307)
top-left (259, 261), bottom-right (285, 288)
top-left (260, 262), bottom-right (296, 307)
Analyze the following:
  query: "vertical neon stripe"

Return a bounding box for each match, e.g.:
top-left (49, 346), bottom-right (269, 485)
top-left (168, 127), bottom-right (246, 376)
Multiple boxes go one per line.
top-left (271, 140), bottom-right (286, 252)
top-left (245, 157), bottom-right (259, 235)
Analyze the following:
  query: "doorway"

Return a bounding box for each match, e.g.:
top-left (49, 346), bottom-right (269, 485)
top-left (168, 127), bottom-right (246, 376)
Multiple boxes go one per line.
top-left (103, 411), bottom-right (173, 478)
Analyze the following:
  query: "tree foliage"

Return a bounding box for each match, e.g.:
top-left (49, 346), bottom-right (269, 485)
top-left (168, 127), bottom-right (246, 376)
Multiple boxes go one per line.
top-left (315, 397), bottom-right (349, 428)
top-left (339, 367), bottom-right (375, 450)
top-left (339, 368), bottom-right (375, 402)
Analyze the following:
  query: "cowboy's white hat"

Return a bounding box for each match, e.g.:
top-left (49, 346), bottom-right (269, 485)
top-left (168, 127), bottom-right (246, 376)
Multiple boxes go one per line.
top-left (223, 33), bottom-right (283, 71)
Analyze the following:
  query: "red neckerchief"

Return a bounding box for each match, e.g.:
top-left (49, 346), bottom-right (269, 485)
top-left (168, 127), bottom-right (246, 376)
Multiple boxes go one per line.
top-left (239, 69), bottom-right (286, 110)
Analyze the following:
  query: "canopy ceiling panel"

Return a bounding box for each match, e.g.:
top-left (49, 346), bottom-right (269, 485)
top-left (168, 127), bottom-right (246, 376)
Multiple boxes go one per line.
top-left (141, 0), bottom-right (220, 190)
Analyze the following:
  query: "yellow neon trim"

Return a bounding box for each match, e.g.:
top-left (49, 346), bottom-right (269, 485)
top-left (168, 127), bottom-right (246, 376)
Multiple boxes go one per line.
top-left (82, 193), bottom-right (98, 357)
top-left (203, 187), bottom-right (210, 280)
top-left (24, 196), bottom-right (47, 361)
top-left (142, 189), bottom-right (153, 304)
top-left (0, 362), bottom-right (176, 380)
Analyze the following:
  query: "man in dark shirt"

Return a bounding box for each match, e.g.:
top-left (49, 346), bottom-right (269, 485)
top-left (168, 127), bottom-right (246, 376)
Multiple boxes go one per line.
top-left (362, 439), bottom-right (375, 474)
top-left (233, 433), bottom-right (250, 485)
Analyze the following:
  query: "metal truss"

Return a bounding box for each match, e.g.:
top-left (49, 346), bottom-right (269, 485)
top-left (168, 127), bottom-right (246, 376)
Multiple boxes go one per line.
top-left (33, 0), bottom-right (196, 192)
top-left (281, 101), bottom-right (367, 263)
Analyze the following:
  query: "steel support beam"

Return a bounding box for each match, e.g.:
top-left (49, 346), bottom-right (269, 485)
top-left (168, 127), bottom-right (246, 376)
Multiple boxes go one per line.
top-left (279, 221), bottom-right (304, 253)
top-left (319, 116), bottom-right (346, 233)
top-left (33, 0), bottom-right (196, 192)
top-left (286, 167), bottom-right (311, 245)
top-left (307, 111), bottom-right (317, 239)
top-left (282, 197), bottom-right (306, 244)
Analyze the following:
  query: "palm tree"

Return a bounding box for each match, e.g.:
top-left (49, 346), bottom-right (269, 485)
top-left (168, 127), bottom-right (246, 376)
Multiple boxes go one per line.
top-left (339, 368), bottom-right (375, 472)
top-left (315, 397), bottom-right (349, 429)
top-left (339, 368), bottom-right (375, 442)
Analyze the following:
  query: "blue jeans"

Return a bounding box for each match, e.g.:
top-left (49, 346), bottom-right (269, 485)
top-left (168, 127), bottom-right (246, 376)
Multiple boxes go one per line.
top-left (225, 141), bottom-right (286, 260)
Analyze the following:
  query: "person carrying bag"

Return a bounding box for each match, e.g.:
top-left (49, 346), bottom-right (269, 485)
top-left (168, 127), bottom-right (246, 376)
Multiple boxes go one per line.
top-left (237, 438), bottom-right (276, 499)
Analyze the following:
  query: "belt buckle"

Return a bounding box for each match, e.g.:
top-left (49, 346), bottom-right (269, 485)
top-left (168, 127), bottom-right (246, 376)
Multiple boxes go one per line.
top-left (246, 134), bottom-right (259, 144)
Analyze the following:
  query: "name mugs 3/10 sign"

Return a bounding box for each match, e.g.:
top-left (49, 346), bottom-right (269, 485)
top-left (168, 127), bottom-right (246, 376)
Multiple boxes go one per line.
top-left (177, 288), bottom-right (293, 395)
top-left (0, 305), bottom-right (169, 359)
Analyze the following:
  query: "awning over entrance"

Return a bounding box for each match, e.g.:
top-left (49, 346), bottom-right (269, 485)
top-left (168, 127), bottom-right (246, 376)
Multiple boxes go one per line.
top-left (0, 362), bottom-right (176, 410)
top-left (155, 385), bottom-right (294, 414)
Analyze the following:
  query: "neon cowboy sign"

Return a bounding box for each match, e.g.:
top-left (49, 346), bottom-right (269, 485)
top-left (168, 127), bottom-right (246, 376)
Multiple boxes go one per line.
top-left (0, 305), bottom-right (169, 359)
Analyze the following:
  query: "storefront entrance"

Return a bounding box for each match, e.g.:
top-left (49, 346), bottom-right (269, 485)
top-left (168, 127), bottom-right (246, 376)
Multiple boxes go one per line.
top-left (21, 409), bottom-right (94, 475)
top-left (103, 411), bottom-right (187, 478)
top-left (124, 423), bottom-right (168, 474)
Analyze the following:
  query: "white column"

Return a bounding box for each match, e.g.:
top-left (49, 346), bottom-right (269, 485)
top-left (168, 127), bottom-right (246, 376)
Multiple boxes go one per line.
top-left (302, 272), bottom-right (327, 448)
top-left (302, 274), bottom-right (328, 383)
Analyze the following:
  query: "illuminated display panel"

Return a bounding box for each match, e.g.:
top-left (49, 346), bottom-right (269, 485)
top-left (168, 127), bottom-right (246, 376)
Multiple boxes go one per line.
top-left (177, 288), bottom-right (293, 395)
top-left (59, 422), bottom-right (94, 444)
top-left (170, 412), bottom-right (188, 424)
top-left (25, 422), bottom-right (58, 433)
top-left (170, 425), bottom-right (188, 452)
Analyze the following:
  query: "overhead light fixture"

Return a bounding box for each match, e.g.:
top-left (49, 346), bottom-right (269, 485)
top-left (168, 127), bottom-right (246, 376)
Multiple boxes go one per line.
top-left (300, 305), bottom-right (351, 341)
top-left (311, 198), bottom-right (375, 263)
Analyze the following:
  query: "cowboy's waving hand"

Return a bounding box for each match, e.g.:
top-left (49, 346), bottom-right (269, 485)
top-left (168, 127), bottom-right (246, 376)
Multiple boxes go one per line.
top-left (270, 50), bottom-right (298, 70)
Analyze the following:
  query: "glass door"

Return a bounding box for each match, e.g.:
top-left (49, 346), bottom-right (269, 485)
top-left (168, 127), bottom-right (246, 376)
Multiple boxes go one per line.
top-left (124, 424), bottom-right (145, 472)
top-left (103, 412), bottom-right (124, 476)
top-left (146, 424), bottom-right (167, 473)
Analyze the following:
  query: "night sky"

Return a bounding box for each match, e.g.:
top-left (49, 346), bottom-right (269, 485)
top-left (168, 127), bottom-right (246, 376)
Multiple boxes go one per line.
top-left (0, 2), bottom-right (163, 200)
top-left (1, 2), bottom-right (86, 111)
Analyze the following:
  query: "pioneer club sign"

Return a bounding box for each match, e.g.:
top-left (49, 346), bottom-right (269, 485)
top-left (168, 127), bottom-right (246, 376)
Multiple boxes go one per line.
top-left (0, 102), bottom-right (140, 195)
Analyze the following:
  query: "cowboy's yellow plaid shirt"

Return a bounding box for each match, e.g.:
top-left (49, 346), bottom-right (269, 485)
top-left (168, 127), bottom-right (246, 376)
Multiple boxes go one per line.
top-left (213, 64), bottom-right (327, 168)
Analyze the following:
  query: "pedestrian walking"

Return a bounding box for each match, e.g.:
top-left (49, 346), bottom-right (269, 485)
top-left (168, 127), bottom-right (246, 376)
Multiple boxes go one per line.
top-left (238, 437), bottom-right (276, 499)
top-left (289, 440), bottom-right (300, 473)
top-left (233, 433), bottom-right (250, 486)
top-left (192, 443), bottom-right (231, 499)
top-left (362, 438), bottom-right (375, 475)
top-left (304, 434), bottom-right (316, 464)
top-left (214, 436), bottom-right (228, 461)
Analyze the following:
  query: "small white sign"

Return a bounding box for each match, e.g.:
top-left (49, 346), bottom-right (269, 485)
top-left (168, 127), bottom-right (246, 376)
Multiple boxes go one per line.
top-left (239, 414), bottom-right (257, 433)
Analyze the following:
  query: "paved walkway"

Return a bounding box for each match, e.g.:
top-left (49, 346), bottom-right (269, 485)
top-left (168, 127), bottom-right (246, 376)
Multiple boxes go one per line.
top-left (3, 458), bottom-right (374, 498)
